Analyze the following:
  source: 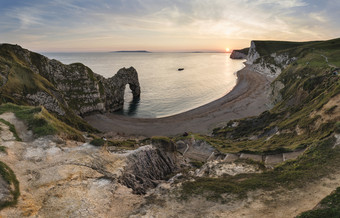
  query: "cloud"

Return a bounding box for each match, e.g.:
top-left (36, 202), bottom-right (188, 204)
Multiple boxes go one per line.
top-left (0, 0), bottom-right (339, 51)
top-left (253, 0), bottom-right (308, 8)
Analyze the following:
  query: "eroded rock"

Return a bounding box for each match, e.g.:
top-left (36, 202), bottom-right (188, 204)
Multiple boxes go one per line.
top-left (119, 144), bottom-right (177, 194)
top-left (0, 44), bottom-right (141, 116)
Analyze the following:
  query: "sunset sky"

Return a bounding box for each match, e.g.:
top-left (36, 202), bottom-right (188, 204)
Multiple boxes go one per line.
top-left (1, 0), bottom-right (339, 52)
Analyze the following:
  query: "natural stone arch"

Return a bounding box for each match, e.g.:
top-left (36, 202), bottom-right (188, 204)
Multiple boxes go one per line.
top-left (104, 67), bottom-right (141, 112)
top-left (116, 67), bottom-right (141, 99)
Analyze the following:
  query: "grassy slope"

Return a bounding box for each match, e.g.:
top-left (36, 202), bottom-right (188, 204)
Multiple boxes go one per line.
top-left (252, 40), bottom-right (320, 56)
top-left (180, 38), bottom-right (340, 200)
top-left (0, 44), bottom-right (97, 133)
top-left (0, 103), bottom-right (84, 141)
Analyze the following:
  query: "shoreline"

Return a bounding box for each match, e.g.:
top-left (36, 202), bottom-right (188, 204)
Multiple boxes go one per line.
top-left (85, 65), bottom-right (273, 137)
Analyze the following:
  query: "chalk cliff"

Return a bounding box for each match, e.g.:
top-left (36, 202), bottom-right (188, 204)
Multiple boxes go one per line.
top-left (245, 41), bottom-right (298, 78)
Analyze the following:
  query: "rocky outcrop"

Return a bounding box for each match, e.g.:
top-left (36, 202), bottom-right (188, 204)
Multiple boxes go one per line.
top-left (0, 44), bottom-right (141, 116)
top-left (246, 41), bottom-right (261, 65)
top-left (176, 139), bottom-right (220, 162)
top-left (230, 48), bottom-right (249, 59)
top-left (119, 141), bottom-right (177, 194)
top-left (246, 41), bottom-right (297, 78)
top-left (103, 67), bottom-right (141, 112)
top-left (0, 114), bottom-right (180, 216)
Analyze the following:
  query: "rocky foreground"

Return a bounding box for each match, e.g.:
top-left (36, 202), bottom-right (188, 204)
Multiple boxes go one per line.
top-left (0, 38), bottom-right (340, 217)
top-left (0, 111), bottom-right (339, 217)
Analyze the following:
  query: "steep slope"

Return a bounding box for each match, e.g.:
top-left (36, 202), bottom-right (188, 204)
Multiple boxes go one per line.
top-left (0, 44), bottom-right (140, 130)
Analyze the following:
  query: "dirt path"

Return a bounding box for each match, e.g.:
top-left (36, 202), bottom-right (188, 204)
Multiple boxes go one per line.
top-left (0, 112), bottom-right (33, 142)
top-left (0, 115), bottom-right (144, 217)
top-left (85, 65), bottom-right (273, 137)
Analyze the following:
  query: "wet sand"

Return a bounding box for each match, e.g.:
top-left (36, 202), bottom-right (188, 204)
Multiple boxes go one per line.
top-left (85, 65), bottom-right (273, 137)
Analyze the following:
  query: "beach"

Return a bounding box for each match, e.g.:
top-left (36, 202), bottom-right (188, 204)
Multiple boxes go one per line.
top-left (85, 65), bottom-right (273, 137)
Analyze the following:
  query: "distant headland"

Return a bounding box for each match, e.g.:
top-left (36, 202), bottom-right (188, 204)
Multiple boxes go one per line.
top-left (112, 50), bottom-right (151, 53)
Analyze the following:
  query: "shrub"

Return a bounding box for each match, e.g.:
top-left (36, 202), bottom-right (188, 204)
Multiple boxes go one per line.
top-left (90, 138), bottom-right (105, 147)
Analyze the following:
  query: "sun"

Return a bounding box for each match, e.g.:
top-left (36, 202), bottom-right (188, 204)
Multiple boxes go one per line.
top-left (226, 48), bottom-right (230, 52)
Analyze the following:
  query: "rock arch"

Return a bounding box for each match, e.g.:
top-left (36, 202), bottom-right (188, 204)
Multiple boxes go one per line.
top-left (104, 67), bottom-right (141, 112)
top-left (116, 67), bottom-right (141, 98)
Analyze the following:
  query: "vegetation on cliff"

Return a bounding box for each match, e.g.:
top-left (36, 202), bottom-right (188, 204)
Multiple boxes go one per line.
top-left (0, 43), bottom-right (141, 133)
top-left (0, 38), bottom-right (339, 214)
top-left (0, 161), bottom-right (19, 209)
top-left (0, 103), bottom-right (84, 140)
top-left (179, 38), bottom-right (340, 201)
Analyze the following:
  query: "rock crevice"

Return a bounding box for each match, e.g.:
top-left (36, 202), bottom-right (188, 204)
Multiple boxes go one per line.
top-left (119, 142), bottom-right (177, 194)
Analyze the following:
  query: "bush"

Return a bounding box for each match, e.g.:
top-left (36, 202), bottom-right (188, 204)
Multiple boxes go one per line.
top-left (90, 138), bottom-right (105, 147)
top-left (190, 161), bottom-right (204, 168)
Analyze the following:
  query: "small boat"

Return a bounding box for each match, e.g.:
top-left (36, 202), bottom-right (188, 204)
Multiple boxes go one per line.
top-left (178, 68), bottom-right (184, 71)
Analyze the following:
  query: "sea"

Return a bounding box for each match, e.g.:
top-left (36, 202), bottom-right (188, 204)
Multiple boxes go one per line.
top-left (43, 52), bottom-right (245, 118)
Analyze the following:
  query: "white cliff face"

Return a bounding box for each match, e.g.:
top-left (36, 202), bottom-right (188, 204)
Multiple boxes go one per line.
top-left (250, 61), bottom-right (283, 78)
top-left (246, 41), bottom-right (297, 78)
top-left (246, 41), bottom-right (260, 64)
top-left (272, 53), bottom-right (298, 68)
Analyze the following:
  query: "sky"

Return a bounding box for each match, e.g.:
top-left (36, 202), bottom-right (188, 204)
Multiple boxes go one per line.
top-left (0, 0), bottom-right (339, 52)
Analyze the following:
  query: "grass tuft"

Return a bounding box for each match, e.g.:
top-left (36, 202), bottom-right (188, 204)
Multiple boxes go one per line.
top-left (90, 138), bottom-right (105, 147)
top-left (0, 161), bottom-right (20, 209)
top-left (0, 103), bottom-right (84, 140)
top-left (0, 118), bottom-right (22, 141)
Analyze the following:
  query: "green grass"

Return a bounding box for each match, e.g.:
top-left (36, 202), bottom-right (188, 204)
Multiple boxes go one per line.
top-left (89, 137), bottom-right (137, 149)
top-left (0, 44), bottom-right (99, 134)
top-left (0, 118), bottom-right (22, 141)
top-left (107, 139), bottom-right (136, 149)
top-left (0, 103), bottom-right (84, 140)
top-left (90, 138), bottom-right (105, 147)
top-left (210, 38), bottom-right (340, 154)
top-left (178, 38), bottom-right (340, 202)
top-left (180, 137), bottom-right (340, 201)
top-left (252, 40), bottom-right (319, 56)
top-left (0, 161), bottom-right (20, 209)
top-left (0, 103), bottom-right (56, 137)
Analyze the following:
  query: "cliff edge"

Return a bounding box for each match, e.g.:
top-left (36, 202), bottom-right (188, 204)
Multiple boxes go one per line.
top-left (0, 44), bottom-right (140, 118)
top-left (230, 47), bottom-right (249, 59)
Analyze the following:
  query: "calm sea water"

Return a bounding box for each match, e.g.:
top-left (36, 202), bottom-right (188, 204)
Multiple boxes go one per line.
top-left (43, 52), bottom-right (244, 118)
